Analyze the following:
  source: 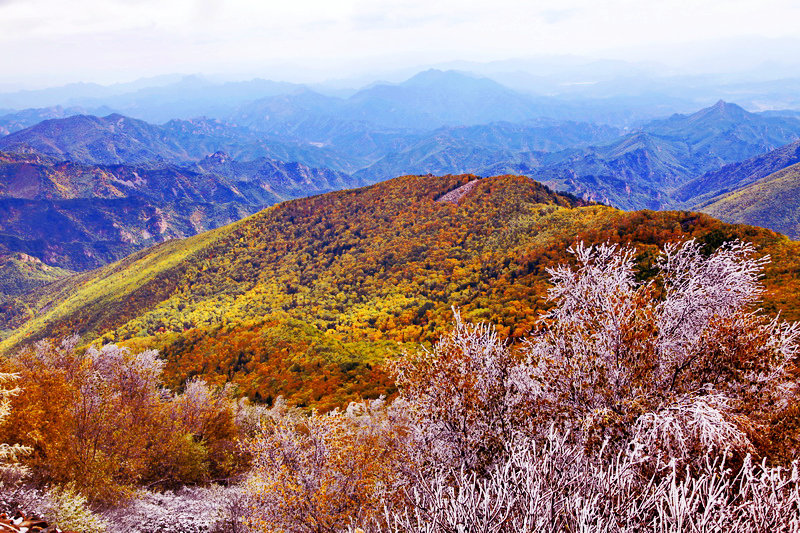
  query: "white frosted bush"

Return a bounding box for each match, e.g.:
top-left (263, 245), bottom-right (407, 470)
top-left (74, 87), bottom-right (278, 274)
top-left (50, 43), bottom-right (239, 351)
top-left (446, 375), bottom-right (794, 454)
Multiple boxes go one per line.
top-left (102, 485), bottom-right (250, 533)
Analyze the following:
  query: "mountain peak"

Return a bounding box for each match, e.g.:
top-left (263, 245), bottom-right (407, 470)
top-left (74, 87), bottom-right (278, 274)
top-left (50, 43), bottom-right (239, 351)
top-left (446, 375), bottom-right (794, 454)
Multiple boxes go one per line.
top-left (645, 100), bottom-right (754, 135)
top-left (696, 99), bottom-right (749, 119)
top-left (402, 69), bottom-right (485, 87)
top-left (201, 151), bottom-right (232, 165)
top-left (103, 113), bottom-right (129, 122)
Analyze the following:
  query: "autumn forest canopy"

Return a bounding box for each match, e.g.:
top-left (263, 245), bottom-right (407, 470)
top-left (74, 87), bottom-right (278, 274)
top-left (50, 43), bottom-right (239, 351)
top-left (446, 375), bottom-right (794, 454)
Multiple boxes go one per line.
top-left (0, 222), bottom-right (799, 531)
top-left (2, 174), bottom-right (800, 409)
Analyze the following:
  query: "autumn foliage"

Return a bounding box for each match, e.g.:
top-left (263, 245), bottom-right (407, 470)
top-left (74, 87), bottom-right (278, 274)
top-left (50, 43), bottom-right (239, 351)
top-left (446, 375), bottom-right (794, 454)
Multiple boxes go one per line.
top-left (1, 236), bottom-right (799, 531)
top-left (244, 398), bottom-right (410, 531)
top-left (525, 240), bottom-right (800, 462)
top-left (6, 174), bottom-right (800, 411)
top-left (234, 238), bottom-right (800, 531)
top-left (0, 339), bottom-right (244, 506)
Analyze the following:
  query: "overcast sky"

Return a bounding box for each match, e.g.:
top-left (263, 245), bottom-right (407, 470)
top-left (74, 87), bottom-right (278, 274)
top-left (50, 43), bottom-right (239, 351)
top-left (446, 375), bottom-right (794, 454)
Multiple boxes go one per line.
top-left (2, 0), bottom-right (800, 88)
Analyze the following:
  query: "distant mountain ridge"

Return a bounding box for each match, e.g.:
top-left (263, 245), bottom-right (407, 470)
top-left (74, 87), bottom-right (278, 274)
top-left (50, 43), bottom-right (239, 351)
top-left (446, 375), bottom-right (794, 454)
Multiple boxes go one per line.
top-left (678, 139), bottom-right (800, 205)
top-left (351, 119), bottom-right (621, 182)
top-left (0, 97), bottom-right (627, 178)
top-left (0, 114), bottom-right (193, 166)
top-left (0, 75), bottom-right (307, 123)
top-left (236, 95), bottom-right (800, 210)
top-left (0, 106), bottom-right (106, 136)
top-left (532, 101), bottom-right (800, 209)
top-left (3, 92), bottom-right (800, 240)
top-left (672, 139), bottom-right (800, 239)
top-left (0, 112), bottom-right (365, 173)
top-left (0, 150), bottom-right (356, 270)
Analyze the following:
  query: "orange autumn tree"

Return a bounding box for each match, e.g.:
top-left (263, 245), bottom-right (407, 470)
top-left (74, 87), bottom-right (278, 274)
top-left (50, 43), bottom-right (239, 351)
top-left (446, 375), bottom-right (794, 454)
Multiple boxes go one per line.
top-left (0, 339), bottom-right (244, 504)
top-left (0, 338), bottom-right (171, 503)
top-left (0, 371), bottom-right (30, 483)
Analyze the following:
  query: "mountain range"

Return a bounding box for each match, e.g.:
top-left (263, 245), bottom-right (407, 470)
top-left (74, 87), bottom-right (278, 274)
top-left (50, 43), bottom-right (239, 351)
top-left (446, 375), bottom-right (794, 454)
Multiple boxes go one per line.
top-left (3, 97), bottom-right (799, 211)
top-left (0, 69), bottom-right (799, 290)
top-left (0, 150), bottom-right (355, 271)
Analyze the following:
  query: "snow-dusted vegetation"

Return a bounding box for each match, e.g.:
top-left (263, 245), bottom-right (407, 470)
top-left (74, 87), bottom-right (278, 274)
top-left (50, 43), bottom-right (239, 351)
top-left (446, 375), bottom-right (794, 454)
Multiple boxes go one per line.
top-left (1, 240), bottom-right (798, 531)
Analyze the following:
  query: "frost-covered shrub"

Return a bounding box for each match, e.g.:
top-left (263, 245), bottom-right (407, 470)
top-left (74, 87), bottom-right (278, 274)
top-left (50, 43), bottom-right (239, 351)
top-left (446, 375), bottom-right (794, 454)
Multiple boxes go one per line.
top-left (374, 239), bottom-right (800, 531)
top-left (381, 433), bottom-right (800, 532)
top-left (244, 398), bottom-right (410, 532)
top-left (102, 485), bottom-right (249, 533)
top-left (524, 240), bottom-right (799, 461)
top-left (0, 484), bottom-right (108, 533)
top-left (0, 485), bottom-right (49, 518)
top-left (392, 309), bottom-right (532, 471)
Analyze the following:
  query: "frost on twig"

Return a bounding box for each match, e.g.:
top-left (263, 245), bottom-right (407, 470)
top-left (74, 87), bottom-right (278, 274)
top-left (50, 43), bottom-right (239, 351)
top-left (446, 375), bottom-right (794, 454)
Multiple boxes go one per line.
top-left (524, 239), bottom-right (798, 460)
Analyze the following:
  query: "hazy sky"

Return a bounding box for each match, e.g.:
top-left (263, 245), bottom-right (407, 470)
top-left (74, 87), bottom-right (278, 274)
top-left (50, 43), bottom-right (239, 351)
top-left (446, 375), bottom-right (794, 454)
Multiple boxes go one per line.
top-left (2, 0), bottom-right (800, 88)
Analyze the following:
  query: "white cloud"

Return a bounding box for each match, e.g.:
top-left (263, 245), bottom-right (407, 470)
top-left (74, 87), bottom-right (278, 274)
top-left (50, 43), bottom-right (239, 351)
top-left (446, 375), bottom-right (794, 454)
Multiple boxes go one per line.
top-left (1, 0), bottom-right (799, 87)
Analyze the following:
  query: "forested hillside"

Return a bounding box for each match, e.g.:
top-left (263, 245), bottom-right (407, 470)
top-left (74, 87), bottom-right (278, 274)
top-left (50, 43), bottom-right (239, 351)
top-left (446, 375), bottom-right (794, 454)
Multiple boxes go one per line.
top-left (698, 162), bottom-right (800, 239)
top-left (678, 139), bottom-right (800, 205)
top-left (4, 173), bottom-right (799, 409)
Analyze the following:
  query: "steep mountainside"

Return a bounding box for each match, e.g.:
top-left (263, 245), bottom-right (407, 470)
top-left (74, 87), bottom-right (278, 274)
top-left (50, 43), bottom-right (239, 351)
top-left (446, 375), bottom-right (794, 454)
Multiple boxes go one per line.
top-left (0, 252), bottom-right (74, 337)
top-left (0, 151), bottom-right (247, 203)
top-left (0, 114), bottom-right (193, 165)
top-left (353, 120), bottom-right (621, 181)
top-left (529, 101), bottom-right (800, 210)
top-left (3, 174), bottom-right (799, 408)
top-left (677, 140), bottom-right (800, 205)
top-left (697, 162), bottom-right (800, 239)
top-left (531, 132), bottom-right (689, 209)
top-left (0, 151), bottom-right (354, 270)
